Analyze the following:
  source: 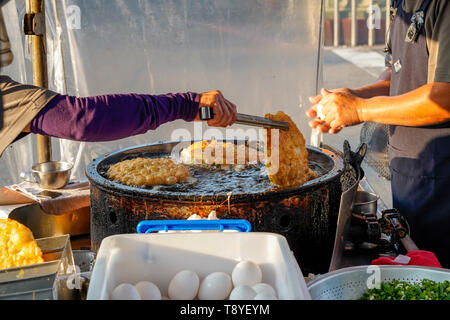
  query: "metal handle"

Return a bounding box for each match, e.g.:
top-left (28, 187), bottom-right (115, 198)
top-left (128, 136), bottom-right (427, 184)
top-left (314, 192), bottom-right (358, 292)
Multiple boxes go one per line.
top-left (20, 171), bottom-right (37, 183)
top-left (199, 106), bottom-right (214, 121)
top-left (400, 235), bottom-right (419, 252)
top-left (136, 219), bottom-right (252, 233)
top-left (199, 107), bottom-right (289, 131)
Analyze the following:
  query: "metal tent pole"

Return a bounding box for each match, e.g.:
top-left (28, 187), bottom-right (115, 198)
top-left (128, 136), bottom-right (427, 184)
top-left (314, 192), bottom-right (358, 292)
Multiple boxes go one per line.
top-left (350, 0), bottom-right (357, 47)
top-left (26, 0), bottom-right (52, 163)
top-left (333, 0), bottom-right (339, 47)
top-left (386, 0), bottom-right (390, 33)
top-left (368, 0), bottom-right (374, 47)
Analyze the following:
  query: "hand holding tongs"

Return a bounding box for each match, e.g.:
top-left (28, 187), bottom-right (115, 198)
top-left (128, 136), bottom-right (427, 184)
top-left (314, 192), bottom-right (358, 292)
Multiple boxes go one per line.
top-left (199, 107), bottom-right (289, 131)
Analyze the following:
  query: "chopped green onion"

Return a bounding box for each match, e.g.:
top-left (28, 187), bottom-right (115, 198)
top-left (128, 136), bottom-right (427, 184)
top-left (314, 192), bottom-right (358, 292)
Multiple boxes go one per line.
top-left (360, 279), bottom-right (450, 300)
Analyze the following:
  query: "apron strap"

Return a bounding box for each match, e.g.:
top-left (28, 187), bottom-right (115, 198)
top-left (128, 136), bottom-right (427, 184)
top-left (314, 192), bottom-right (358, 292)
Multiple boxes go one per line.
top-left (405, 0), bottom-right (432, 43)
top-left (418, 0), bottom-right (432, 12)
top-left (384, 0), bottom-right (402, 62)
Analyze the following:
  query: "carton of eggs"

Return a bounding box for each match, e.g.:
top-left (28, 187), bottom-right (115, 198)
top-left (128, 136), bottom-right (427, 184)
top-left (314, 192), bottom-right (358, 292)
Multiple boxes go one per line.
top-left (110, 260), bottom-right (277, 300)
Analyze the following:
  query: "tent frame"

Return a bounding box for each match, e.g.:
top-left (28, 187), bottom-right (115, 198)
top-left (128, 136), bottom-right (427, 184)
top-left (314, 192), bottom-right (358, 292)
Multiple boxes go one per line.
top-left (25, 0), bottom-right (52, 163)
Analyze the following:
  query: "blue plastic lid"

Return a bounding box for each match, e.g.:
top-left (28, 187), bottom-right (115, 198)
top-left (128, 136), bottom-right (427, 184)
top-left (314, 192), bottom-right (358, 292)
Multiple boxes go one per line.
top-left (137, 219), bottom-right (252, 234)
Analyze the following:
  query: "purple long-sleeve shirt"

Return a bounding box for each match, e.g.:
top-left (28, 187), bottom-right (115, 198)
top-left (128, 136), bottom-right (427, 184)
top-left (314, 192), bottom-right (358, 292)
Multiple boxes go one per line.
top-left (30, 92), bottom-right (200, 141)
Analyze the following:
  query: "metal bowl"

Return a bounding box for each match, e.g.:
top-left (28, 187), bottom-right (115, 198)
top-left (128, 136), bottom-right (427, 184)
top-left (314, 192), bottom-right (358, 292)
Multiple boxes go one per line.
top-left (307, 265), bottom-right (450, 300)
top-left (353, 190), bottom-right (379, 215)
top-left (31, 161), bottom-right (73, 190)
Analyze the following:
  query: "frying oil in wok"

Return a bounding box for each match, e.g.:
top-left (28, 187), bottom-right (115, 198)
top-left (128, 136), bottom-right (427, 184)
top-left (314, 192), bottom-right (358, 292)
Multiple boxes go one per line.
top-left (102, 157), bottom-right (327, 196)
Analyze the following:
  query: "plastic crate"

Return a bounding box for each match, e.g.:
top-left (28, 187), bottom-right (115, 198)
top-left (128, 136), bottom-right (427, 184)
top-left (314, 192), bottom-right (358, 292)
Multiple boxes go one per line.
top-left (87, 220), bottom-right (310, 300)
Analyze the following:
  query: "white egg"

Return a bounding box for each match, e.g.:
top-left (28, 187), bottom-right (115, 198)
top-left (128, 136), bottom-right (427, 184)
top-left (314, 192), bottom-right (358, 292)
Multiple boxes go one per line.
top-left (168, 270), bottom-right (200, 300)
top-left (198, 272), bottom-right (233, 300)
top-left (135, 281), bottom-right (161, 300)
top-left (252, 283), bottom-right (277, 297)
top-left (254, 292), bottom-right (278, 300)
top-left (231, 260), bottom-right (262, 287)
top-left (111, 283), bottom-right (141, 300)
top-left (229, 285), bottom-right (257, 300)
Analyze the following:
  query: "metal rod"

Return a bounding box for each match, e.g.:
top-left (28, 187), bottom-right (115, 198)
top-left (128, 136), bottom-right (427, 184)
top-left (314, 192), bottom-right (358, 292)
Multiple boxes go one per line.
top-left (333, 0), bottom-right (339, 47)
top-left (368, 0), bottom-right (374, 47)
top-left (28, 0), bottom-right (52, 163)
top-left (311, 0), bottom-right (325, 147)
top-left (386, 0), bottom-right (390, 34)
top-left (52, 0), bottom-right (68, 94)
top-left (351, 0), bottom-right (357, 47)
top-left (199, 107), bottom-right (289, 130)
top-left (235, 114), bottom-right (289, 131)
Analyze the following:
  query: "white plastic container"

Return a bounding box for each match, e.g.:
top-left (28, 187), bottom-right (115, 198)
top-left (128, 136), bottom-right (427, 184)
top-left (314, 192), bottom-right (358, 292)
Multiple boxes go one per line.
top-left (87, 232), bottom-right (311, 300)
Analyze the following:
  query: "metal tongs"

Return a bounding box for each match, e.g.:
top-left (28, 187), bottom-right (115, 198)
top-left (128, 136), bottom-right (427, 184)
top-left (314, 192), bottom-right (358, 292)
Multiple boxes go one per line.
top-left (199, 107), bottom-right (289, 131)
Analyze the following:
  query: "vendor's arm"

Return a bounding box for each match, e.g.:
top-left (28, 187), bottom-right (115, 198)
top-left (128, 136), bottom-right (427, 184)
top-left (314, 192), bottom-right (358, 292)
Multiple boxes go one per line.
top-left (308, 81), bottom-right (450, 133)
top-left (25, 90), bottom-right (237, 141)
top-left (307, 0), bottom-right (450, 134)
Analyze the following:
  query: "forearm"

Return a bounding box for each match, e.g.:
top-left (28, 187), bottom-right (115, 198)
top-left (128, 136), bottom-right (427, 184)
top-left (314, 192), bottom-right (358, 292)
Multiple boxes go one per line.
top-left (350, 68), bottom-right (392, 99)
top-left (359, 82), bottom-right (450, 126)
top-left (30, 92), bottom-right (200, 142)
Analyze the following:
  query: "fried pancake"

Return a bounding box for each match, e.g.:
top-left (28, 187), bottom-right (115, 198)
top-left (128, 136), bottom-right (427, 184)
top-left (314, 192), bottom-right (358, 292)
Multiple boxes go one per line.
top-left (107, 157), bottom-right (190, 187)
top-left (180, 139), bottom-right (262, 169)
top-left (0, 219), bottom-right (44, 270)
top-left (264, 111), bottom-right (317, 188)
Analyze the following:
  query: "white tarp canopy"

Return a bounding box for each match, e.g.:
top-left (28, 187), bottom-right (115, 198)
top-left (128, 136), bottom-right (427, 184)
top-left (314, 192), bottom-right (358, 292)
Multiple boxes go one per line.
top-left (1, 0), bottom-right (324, 185)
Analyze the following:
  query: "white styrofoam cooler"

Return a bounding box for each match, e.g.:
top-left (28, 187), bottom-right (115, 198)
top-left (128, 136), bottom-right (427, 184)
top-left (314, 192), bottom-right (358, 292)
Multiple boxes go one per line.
top-left (87, 232), bottom-right (311, 300)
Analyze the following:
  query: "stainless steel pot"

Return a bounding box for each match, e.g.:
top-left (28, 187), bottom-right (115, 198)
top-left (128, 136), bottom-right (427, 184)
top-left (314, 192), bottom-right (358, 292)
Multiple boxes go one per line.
top-left (353, 190), bottom-right (379, 215)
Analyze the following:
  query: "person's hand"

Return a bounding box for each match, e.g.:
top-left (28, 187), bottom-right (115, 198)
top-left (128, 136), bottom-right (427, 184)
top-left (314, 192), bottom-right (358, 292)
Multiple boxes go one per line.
top-left (307, 87), bottom-right (353, 117)
top-left (195, 90), bottom-right (237, 127)
top-left (306, 88), bottom-right (363, 134)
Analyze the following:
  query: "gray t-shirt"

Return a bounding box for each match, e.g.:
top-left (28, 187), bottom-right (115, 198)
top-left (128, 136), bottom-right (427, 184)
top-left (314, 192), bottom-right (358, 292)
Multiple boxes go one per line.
top-left (388, 0), bottom-right (450, 83)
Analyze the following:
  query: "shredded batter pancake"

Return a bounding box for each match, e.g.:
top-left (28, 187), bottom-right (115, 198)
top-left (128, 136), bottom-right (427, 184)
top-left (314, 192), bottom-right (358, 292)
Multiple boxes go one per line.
top-left (107, 157), bottom-right (190, 187)
top-left (180, 139), bottom-right (262, 170)
top-left (264, 111), bottom-right (317, 188)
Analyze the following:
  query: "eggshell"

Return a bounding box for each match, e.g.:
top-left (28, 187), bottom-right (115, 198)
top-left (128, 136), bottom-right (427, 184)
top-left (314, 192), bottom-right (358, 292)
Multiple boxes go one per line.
top-left (135, 281), bottom-right (161, 300)
top-left (252, 283), bottom-right (277, 297)
top-left (168, 270), bottom-right (200, 300)
top-left (231, 260), bottom-right (262, 287)
top-left (198, 272), bottom-right (233, 300)
top-left (229, 285), bottom-right (257, 300)
top-left (111, 283), bottom-right (141, 300)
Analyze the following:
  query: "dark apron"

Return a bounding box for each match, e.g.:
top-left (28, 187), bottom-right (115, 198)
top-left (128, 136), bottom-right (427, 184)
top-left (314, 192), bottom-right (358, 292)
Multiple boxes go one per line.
top-left (388, 0), bottom-right (450, 267)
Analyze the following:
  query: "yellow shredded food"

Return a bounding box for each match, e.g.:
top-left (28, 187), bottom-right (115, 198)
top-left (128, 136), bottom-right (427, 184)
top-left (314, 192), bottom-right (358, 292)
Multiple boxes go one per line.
top-left (180, 139), bottom-right (262, 168)
top-left (264, 111), bottom-right (317, 188)
top-left (0, 219), bottom-right (44, 270)
top-left (107, 157), bottom-right (190, 187)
